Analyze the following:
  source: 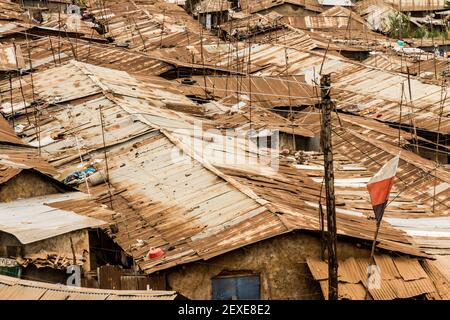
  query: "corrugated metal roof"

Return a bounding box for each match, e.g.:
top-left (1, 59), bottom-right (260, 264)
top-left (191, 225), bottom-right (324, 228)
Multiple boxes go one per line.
top-left (96, 131), bottom-right (276, 274)
top-left (240, 0), bottom-right (324, 14)
top-left (194, 0), bottom-right (231, 14)
top-left (338, 257), bottom-right (366, 284)
top-left (373, 254), bottom-right (401, 280)
top-left (285, 6), bottom-right (367, 31)
top-left (385, 0), bottom-right (446, 11)
top-left (359, 3), bottom-right (398, 33)
top-left (0, 59), bottom-right (200, 118)
top-left (0, 0), bottom-right (34, 38)
top-left (40, 13), bottom-right (104, 41)
top-left (331, 66), bottom-right (450, 134)
top-left (366, 277), bottom-right (399, 300)
top-left (307, 257), bottom-right (328, 280)
top-left (198, 43), bottom-right (449, 133)
top-left (393, 256), bottom-right (429, 281)
top-left (317, 0), bottom-right (353, 6)
top-left (0, 115), bottom-right (24, 146)
top-left (190, 136), bottom-right (428, 257)
top-left (389, 278), bottom-right (436, 298)
top-left (0, 145), bottom-right (61, 184)
top-left (214, 105), bottom-right (316, 137)
top-left (293, 106), bottom-right (416, 145)
top-left (431, 256), bottom-right (450, 283)
top-left (363, 53), bottom-right (414, 73)
top-left (320, 128), bottom-right (450, 255)
top-left (185, 75), bottom-right (319, 108)
top-left (20, 36), bottom-right (172, 75)
top-left (219, 10), bottom-right (283, 35)
top-left (0, 192), bottom-right (107, 244)
top-left (0, 61), bottom-right (282, 273)
top-left (308, 255), bottom-right (443, 300)
top-left (332, 129), bottom-right (450, 221)
top-left (0, 43), bottom-right (24, 71)
top-left (407, 57), bottom-right (450, 82)
top-left (22, 36), bottom-right (236, 77)
top-left (2, 62), bottom-right (442, 273)
top-left (422, 256), bottom-right (450, 299)
top-left (0, 21), bottom-right (33, 38)
top-left (0, 274), bottom-right (177, 300)
top-left (249, 26), bottom-right (376, 53)
top-left (227, 150), bottom-right (445, 254)
top-left (0, 284), bottom-right (47, 300)
top-left (0, 0), bottom-right (26, 21)
top-left (89, 0), bottom-right (217, 52)
top-left (4, 61), bottom-right (446, 275)
top-left (319, 281), bottom-right (367, 300)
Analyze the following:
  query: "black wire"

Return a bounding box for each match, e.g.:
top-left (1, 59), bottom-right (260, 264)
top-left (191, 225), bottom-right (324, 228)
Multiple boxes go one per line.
top-left (331, 128), bottom-right (450, 211)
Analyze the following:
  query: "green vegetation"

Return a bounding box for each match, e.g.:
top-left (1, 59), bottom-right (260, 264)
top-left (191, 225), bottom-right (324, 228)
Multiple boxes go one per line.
top-left (428, 28), bottom-right (448, 39)
top-left (387, 12), bottom-right (449, 39)
top-left (411, 26), bottom-right (427, 38)
top-left (387, 12), bottom-right (412, 39)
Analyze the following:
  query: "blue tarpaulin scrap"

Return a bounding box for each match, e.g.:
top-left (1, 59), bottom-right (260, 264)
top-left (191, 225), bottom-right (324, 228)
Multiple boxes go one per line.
top-left (63, 167), bottom-right (96, 185)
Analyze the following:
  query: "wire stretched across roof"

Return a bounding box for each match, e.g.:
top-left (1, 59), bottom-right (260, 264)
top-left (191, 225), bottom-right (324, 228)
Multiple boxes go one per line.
top-left (3, 61), bottom-right (448, 276)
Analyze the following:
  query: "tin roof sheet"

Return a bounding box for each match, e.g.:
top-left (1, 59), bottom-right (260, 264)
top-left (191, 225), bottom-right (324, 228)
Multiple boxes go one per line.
top-left (89, 0), bottom-right (217, 52)
top-left (0, 43), bottom-right (24, 71)
top-left (194, 0), bottom-right (231, 14)
top-left (239, 0), bottom-right (324, 14)
top-left (283, 6), bottom-right (367, 30)
top-left (0, 145), bottom-right (61, 184)
top-left (385, 0), bottom-right (446, 11)
top-left (0, 0), bottom-right (26, 21)
top-left (0, 115), bottom-right (24, 145)
top-left (4, 61), bottom-right (447, 275)
top-left (185, 75), bottom-right (319, 108)
top-left (20, 36), bottom-right (172, 75)
top-left (213, 105), bottom-right (316, 137)
top-left (317, 0), bottom-right (353, 5)
top-left (308, 255), bottom-right (443, 300)
top-left (0, 274), bottom-right (177, 300)
top-left (422, 256), bottom-right (450, 299)
top-left (0, 21), bottom-right (33, 37)
top-left (0, 192), bottom-right (107, 244)
top-left (196, 44), bottom-right (449, 134)
top-left (40, 13), bottom-right (104, 41)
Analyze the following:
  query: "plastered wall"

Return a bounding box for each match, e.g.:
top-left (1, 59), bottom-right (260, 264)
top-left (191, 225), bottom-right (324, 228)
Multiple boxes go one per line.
top-left (162, 231), bottom-right (370, 300)
top-left (0, 171), bottom-right (62, 202)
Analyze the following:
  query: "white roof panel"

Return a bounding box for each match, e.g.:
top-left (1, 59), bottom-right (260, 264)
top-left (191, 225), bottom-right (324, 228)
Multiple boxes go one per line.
top-left (0, 193), bottom-right (107, 244)
top-left (317, 0), bottom-right (353, 6)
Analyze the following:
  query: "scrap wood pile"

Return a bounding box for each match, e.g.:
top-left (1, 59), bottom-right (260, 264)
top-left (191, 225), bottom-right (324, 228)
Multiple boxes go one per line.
top-left (16, 250), bottom-right (86, 270)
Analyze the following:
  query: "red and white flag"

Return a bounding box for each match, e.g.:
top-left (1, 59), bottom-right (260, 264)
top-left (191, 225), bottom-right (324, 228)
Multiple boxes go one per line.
top-left (366, 156), bottom-right (400, 223)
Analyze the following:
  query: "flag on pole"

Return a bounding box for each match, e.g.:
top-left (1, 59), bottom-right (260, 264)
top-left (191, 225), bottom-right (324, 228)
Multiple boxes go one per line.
top-left (366, 156), bottom-right (400, 223)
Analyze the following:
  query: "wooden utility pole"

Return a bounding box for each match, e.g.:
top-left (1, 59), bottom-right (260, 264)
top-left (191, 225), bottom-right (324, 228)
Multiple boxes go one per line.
top-left (406, 67), bottom-right (419, 154)
top-left (99, 105), bottom-right (114, 210)
top-left (320, 74), bottom-right (338, 300)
